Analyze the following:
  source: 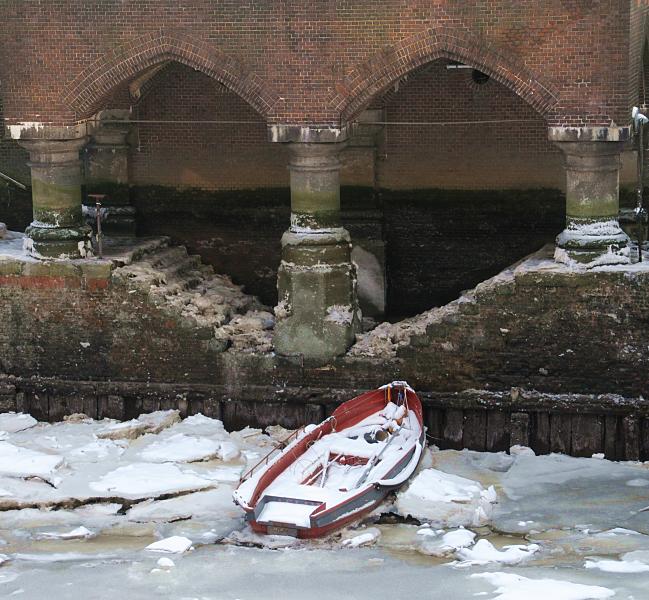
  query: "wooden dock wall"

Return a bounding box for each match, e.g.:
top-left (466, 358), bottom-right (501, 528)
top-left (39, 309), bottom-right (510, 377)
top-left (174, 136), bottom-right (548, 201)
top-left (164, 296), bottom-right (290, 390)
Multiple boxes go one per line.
top-left (3, 378), bottom-right (648, 461)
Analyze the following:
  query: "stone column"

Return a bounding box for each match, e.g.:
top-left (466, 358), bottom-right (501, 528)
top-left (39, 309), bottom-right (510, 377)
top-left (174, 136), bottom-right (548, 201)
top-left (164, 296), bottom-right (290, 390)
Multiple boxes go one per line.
top-left (274, 142), bottom-right (361, 363)
top-left (550, 127), bottom-right (630, 263)
top-left (19, 138), bottom-right (92, 259)
top-left (85, 113), bottom-right (135, 235)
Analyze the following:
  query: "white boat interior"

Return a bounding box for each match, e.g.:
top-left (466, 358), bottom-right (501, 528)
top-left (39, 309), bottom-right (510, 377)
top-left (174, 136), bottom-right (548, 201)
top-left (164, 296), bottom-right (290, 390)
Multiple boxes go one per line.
top-left (239, 401), bottom-right (422, 527)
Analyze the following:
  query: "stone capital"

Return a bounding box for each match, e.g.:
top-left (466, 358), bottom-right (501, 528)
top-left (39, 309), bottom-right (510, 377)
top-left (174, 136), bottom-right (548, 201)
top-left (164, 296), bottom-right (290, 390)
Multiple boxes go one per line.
top-left (548, 126), bottom-right (632, 144)
top-left (19, 137), bottom-right (88, 166)
top-left (269, 123), bottom-right (354, 144)
top-left (288, 141), bottom-right (348, 172)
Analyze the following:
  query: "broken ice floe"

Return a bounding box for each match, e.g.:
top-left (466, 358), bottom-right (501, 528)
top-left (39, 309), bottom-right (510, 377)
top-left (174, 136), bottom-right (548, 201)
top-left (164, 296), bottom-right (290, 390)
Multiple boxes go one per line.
top-left (89, 463), bottom-right (212, 500)
top-left (139, 434), bottom-right (222, 463)
top-left (454, 539), bottom-right (540, 566)
top-left (471, 572), bottom-right (614, 600)
top-left (145, 535), bottom-right (193, 554)
top-left (416, 527), bottom-right (477, 557)
top-left (0, 413), bottom-right (37, 434)
top-left (395, 467), bottom-right (497, 528)
top-left (96, 410), bottom-right (181, 440)
top-left (0, 441), bottom-right (63, 485)
top-left (38, 526), bottom-right (94, 540)
top-left (341, 528), bottom-right (381, 548)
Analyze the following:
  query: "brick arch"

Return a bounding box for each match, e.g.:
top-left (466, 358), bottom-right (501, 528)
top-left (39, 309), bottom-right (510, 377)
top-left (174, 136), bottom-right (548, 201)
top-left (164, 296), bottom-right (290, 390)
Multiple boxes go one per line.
top-left (329, 27), bottom-right (559, 123)
top-left (60, 30), bottom-right (280, 119)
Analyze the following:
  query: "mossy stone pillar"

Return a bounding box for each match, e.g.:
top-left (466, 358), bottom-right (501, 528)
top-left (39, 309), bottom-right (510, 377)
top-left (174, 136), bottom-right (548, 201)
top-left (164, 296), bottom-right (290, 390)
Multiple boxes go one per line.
top-left (19, 138), bottom-right (92, 259)
top-left (85, 115), bottom-right (135, 236)
top-left (274, 142), bottom-right (360, 363)
top-left (550, 127), bottom-right (630, 263)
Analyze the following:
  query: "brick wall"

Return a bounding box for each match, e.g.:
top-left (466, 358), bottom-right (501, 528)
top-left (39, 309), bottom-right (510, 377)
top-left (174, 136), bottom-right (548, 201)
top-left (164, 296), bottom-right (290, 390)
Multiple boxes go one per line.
top-left (130, 63), bottom-right (288, 190)
top-left (0, 1), bottom-right (641, 127)
top-left (376, 61), bottom-right (562, 190)
top-left (1, 254), bottom-right (647, 404)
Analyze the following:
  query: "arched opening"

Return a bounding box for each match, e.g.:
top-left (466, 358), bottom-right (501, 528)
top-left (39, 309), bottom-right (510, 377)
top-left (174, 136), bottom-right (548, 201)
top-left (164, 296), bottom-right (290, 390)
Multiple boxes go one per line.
top-left (342, 59), bottom-right (565, 319)
top-left (84, 60), bottom-right (289, 306)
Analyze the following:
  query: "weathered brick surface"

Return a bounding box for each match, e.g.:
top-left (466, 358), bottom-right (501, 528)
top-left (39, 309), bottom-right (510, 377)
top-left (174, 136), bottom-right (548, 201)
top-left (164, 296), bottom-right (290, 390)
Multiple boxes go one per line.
top-left (0, 1), bottom-right (646, 127)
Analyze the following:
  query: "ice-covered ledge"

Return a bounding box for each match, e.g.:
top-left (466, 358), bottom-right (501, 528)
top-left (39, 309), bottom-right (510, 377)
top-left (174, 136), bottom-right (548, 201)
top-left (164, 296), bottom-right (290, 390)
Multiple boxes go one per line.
top-left (0, 232), bottom-right (171, 283)
top-left (350, 244), bottom-right (649, 358)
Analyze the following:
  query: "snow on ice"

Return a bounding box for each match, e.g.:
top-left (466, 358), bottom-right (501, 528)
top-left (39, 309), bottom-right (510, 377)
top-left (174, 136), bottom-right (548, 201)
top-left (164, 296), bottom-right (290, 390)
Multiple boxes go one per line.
top-left (454, 538), bottom-right (540, 566)
top-left (1, 411), bottom-right (649, 598)
top-left (89, 463), bottom-right (212, 500)
top-left (145, 536), bottom-right (193, 554)
top-left (395, 467), bottom-right (497, 527)
top-left (471, 572), bottom-right (615, 600)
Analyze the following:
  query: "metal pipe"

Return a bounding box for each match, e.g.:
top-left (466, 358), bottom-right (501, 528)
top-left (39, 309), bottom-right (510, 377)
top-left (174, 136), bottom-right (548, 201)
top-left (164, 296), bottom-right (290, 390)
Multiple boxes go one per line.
top-left (0, 171), bottom-right (27, 190)
top-left (101, 117), bottom-right (532, 127)
top-left (95, 201), bottom-right (103, 259)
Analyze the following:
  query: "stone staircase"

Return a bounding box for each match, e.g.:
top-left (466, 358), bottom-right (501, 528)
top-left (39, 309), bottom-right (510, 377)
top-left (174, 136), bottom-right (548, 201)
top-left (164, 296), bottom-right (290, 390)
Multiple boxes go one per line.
top-left (110, 238), bottom-right (274, 353)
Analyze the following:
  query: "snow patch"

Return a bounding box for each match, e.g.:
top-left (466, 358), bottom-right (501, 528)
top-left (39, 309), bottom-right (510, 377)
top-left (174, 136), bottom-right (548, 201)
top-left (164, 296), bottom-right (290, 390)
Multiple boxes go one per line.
top-left (0, 442), bottom-right (63, 484)
top-left (454, 539), bottom-right (539, 566)
top-left (0, 413), bottom-right (37, 433)
top-left (145, 535), bottom-right (193, 554)
top-left (39, 526), bottom-right (94, 540)
top-left (89, 463), bottom-right (212, 500)
top-left (341, 528), bottom-right (381, 548)
top-left (471, 572), bottom-right (615, 600)
top-left (585, 557), bottom-right (649, 573)
top-left (139, 434), bottom-right (221, 463)
top-left (396, 469), bottom-right (496, 528)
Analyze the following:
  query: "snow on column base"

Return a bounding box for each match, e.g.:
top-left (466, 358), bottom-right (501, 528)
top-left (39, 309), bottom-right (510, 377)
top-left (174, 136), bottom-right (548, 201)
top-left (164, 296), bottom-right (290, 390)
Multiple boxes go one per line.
top-left (555, 219), bottom-right (630, 264)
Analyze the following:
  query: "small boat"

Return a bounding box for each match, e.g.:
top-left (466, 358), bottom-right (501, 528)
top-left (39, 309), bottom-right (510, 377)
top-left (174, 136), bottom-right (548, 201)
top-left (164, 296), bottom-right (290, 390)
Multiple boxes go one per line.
top-left (233, 381), bottom-right (425, 538)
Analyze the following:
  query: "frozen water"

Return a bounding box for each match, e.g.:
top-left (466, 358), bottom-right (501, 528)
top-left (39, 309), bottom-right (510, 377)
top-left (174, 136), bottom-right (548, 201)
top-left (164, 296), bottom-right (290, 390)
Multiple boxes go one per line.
top-left (2, 412), bottom-right (649, 599)
top-left (493, 453), bottom-right (649, 534)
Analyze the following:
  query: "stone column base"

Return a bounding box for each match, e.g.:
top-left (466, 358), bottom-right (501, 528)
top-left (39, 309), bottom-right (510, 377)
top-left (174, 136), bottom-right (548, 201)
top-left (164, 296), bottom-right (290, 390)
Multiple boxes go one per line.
top-left (274, 228), bottom-right (360, 363)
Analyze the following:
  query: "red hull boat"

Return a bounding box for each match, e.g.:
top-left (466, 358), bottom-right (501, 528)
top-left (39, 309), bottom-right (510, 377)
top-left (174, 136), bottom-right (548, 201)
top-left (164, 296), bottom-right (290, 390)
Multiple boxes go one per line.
top-left (233, 381), bottom-right (425, 538)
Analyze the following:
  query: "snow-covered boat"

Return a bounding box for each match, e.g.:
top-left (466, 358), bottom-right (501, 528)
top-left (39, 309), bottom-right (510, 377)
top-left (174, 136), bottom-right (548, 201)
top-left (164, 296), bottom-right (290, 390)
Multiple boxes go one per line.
top-left (233, 381), bottom-right (425, 538)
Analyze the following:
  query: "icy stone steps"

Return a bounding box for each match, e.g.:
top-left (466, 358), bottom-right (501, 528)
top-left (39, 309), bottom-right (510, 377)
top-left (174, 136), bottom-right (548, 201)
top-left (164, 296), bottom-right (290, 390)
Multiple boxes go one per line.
top-left (112, 242), bottom-right (274, 353)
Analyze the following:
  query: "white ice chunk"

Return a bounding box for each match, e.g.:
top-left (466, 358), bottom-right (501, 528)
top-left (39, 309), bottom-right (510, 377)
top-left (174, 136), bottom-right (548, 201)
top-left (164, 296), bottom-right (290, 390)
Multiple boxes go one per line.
top-left (68, 439), bottom-right (125, 461)
top-left (396, 468), bottom-right (495, 527)
top-left (441, 528), bottom-right (476, 550)
top-left (140, 434), bottom-right (221, 463)
top-left (342, 528), bottom-right (381, 548)
top-left (89, 463), bottom-right (211, 500)
top-left (0, 413), bottom-right (37, 433)
top-left (418, 527), bottom-right (477, 557)
top-left (126, 488), bottom-right (231, 523)
top-left (217, 441), bottom-right (240, 462)
top-left (156, 557), bottom-right (175, 568)
top-left (0, 441), bottom-right (63, 483)
top-left (39, 526), bottom-right (94, 540)
top-left (145, 535), bottom-right (193, 554)
top-left (137, 410), bottom-right (181, 434)
top-left (0, 554), bottom-right (8, 565)
top-left (95, 419), bottom-right (148, 441)
top-left (96, 410), bottom-right (180, 440)
top-left (472, 572), bottom-right (614, 600)
top-left (585, 557), bottom-right (649, 573)
top-left (509, 445), bottom-right (536, 457)
top-left (455, 539), bottom-right (539, 566)
top-left (626, 478), bottom-right (649, 487)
